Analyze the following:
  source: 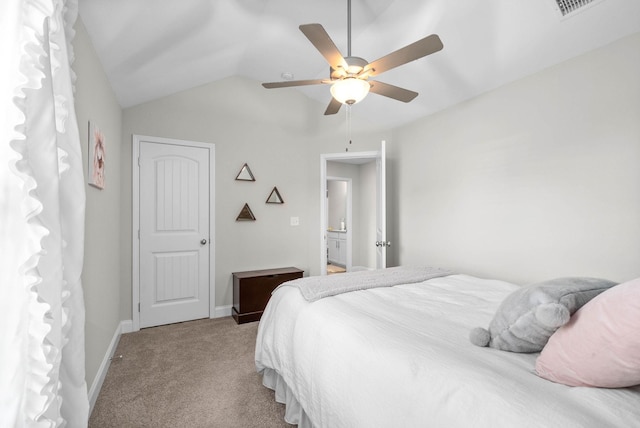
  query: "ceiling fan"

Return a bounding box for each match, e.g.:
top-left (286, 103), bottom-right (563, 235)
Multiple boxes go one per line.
top-left (262, 0), bottom-right (444, 115)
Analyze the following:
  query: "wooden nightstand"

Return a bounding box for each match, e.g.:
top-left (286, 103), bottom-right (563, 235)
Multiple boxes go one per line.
top-left (232, 267), bottom-right (304, 324)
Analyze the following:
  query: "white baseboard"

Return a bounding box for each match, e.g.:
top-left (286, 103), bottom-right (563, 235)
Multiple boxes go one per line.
top-left (120, 319), bottom-right (133, 334)
top-left (214, 304), bottom-right (232, 318)
top-left (88, 320), bottom-right (130, 415)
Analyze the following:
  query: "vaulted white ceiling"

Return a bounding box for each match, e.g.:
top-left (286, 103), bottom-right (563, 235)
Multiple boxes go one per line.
top-left (78, 0), bottom-right (640, 128)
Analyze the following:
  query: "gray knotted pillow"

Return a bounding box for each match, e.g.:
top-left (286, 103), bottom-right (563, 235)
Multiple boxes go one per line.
top-left (469, 277), bottom-right (617, 353)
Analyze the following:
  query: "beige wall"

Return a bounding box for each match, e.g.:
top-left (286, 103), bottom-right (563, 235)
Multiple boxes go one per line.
top-left (327, 180), bottom-right (347, 231)
top-left (388, 32), bottom-right (640, 284)
top-left (73, 20), bottom-right (123, 389)
top-left (121, 77), bottom-right (391, 316)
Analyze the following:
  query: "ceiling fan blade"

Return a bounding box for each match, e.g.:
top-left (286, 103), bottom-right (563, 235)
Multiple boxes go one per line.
top-left (324, 97), bottom-right (342, 115)
top-left (369, 81), bottom-right (418, 103)
top-left (262, 79), bottom-right (327, 89)
top-left (299, 23), bottom-right (349, 71)
top-left (363, 34), bottom-right (443, 77)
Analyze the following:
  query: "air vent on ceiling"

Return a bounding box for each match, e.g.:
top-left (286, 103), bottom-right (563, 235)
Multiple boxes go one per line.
top-left (554, 0), bottom-right (599, 16)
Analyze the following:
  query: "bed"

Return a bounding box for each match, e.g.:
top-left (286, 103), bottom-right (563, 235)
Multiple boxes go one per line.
top-left (255, 267), bottom-right (640, 428)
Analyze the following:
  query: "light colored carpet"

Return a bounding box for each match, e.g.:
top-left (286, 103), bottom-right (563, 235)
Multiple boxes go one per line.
top-left (89, 317), bottom-right (293, 427)
top-left (327, 264), bottom-right (346, 274)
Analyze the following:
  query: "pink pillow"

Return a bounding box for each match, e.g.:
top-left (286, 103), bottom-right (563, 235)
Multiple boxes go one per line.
top-left (535, 277), bottom-right (640, 388)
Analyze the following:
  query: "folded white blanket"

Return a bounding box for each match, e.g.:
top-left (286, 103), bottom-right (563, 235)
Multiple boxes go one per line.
top-left (277, 266), bottom-right (453, 301)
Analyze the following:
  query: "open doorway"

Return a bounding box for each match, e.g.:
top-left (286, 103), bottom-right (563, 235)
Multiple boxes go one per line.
top-left (320, 141), bottom-right (387, 276)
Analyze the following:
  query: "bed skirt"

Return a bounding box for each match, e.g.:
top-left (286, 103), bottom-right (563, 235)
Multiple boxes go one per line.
top-left (261, 368), bottom-right (314, 428)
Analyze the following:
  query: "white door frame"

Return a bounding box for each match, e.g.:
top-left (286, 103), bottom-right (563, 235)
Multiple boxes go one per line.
top-left (132, 134), bottom-right (215, 331)
top-left (320, 142), bottom-right (385, 275)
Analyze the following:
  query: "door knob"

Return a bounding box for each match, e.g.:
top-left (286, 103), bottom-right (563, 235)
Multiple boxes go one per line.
top-left (200, 239), bottom-right (207, 245)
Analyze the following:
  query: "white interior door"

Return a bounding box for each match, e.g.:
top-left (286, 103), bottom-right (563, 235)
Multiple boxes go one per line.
top-left (138, 139), bottom-right (211, 328)
top-left (375, 140), bottom-right (387, 269)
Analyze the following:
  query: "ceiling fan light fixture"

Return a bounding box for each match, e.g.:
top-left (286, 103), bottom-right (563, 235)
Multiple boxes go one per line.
top-left (330, 78), bottom-right (370, 105)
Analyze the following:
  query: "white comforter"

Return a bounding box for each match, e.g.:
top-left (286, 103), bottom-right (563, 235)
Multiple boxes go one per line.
top-left (255, 274), bottom-right (640, 428)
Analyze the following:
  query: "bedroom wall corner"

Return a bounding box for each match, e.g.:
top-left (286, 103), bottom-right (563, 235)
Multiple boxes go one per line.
top-left (389, 31), bottom-right (640, 284)
top-left (73, 18), bottom-right (124, 396)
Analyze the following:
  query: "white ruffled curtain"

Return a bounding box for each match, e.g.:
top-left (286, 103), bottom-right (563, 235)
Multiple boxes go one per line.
top-left (1, 0), bottom-right (89, 426)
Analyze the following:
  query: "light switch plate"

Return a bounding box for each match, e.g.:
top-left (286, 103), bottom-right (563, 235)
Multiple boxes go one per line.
top-left (290, 216), bottom-right (300, 226)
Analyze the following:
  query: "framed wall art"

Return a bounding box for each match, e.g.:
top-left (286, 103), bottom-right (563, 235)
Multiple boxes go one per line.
top-left (266, 187), bottom-right (284, 204)
top-left (236, 203), bottom-right (256, 221)
top-left (235, 163), bottom-right (255, 181)
top-left (88, 121), bottom-right (106, 189)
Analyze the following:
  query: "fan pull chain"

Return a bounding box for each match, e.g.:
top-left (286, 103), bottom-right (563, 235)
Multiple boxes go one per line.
top-left (345, 104), bottom-right (353, 152)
